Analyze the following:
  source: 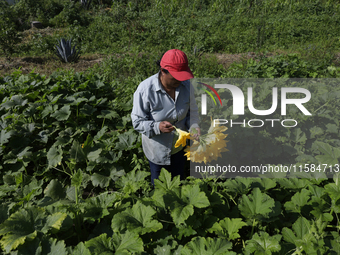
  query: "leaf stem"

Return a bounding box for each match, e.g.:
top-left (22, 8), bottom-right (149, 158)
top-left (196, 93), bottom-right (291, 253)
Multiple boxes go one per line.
top-left (52, 166), bottom-right (72, 177)
top-left (101, 117), bottom-right (106, 129)
top-left (250, 219), bottom-right (256, 238)
top-left (313, 100), bottom-right (330, 114)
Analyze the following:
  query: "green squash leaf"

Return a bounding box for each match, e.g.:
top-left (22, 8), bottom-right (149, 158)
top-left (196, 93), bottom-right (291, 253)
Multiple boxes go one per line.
top-left (44, 179), bottom-right (65, 200)
top-left (0, 207), bottom-right (45, 253)
top-left (182, 184), bottom-right (210, 209)
top-left (73, 242), bottom-right (91, 255)
top-left (85, 233), bottom-right (114, 255)
top-left (111, 201), bottom-right (162, 235)
top-left (42, 238), bottom-right (68, 255)
top-left (282, 217), bottom-right (315, 246)
top-left (116, 169), bottom-right (150, 194)
top-left (51, 105), bottom-right (71, 121)
top-left (170, 185), bottom-right (210, 225)
top-left (91, 172), bottom-right (111, 188)
top-left (41, 105), bottom-right (58, 118)
top-left (170, 202), bottom-right (194, 226)
top-left (41, 212), bottom-right (68, 234)
top-left (276, 178), bottom-right (309, 190)
top-left (154, 168), bottom-right (181, 192)
top-left (87, 148), bottom-right (102, 162)
top-left (181, 237), bottom-right (235, 255)
top-left (115, 129), bottom-right (138, 150)
top-left (330, 232), bottom-right (340, 254)
top-left (71, 169), bottom-right (83, 189)
top-left (221, 178), bottom-right (252, 195)
top-left (284, 188), bottom-right (311, 213)
top-left (153, 244), bottom-right (173, 255)
top-left (314, 141), bottom-right (340, 166)
top-left (97, 110), bottom-right (119, 120)
top-left (0, 129), bottom-right (13, 146)
top-left (112, 231), bottom-right (144, 254)
top-left (208, 218), bottom-right (247, 240)
top-left (80, 104), bottom-right (97, 116)
top-left (83, 192), bottom-right (117, 223)
top-left (47, 146), bottom-right (63, 168)
top-left (70, 140), bottom-right (86, 162)
top-left (94, 126), bottom-right (108, 141)
top-left (86, 232), bottom-right (143, 255)
top-left (238, 188), bottom-right (275, 221)
top-left (91, 167), bottom-right (125, 188)
top-left (244, 231), bottom-right (281, 255)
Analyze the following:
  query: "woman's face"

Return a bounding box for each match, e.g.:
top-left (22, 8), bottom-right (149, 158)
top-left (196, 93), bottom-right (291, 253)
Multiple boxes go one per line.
top-left (161, 69), bottom-right (181, 89)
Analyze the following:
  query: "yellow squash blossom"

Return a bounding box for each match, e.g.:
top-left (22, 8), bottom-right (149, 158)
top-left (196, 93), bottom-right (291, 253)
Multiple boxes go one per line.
top-left (174, 121), bottom-right (229, 163)
top-left (184, 121), bottom-right (228, 164)
top-left (184, 147), bottom-right (190, 160)
top-left (174, 127), bottom-right (190, 148)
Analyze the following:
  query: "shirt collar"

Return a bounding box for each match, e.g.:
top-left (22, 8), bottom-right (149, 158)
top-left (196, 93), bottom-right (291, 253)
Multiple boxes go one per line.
top-left (154, 72), bottom-right (163, 92)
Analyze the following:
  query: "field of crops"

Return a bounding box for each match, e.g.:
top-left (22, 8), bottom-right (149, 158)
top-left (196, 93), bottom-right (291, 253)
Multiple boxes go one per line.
top-left (2, 0), bottom-right (340, 254)
top-left (1, 64), bottom-right (340, 254)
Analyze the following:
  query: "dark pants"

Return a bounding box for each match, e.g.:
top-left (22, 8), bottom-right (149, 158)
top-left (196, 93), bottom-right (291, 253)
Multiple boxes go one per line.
top-left (149, 149), bottom-right (186, 185)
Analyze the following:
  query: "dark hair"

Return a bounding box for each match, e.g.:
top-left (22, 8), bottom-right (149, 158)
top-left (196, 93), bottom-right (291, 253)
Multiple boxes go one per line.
top-left (156, 59), bottom-right (169, 74)
top-left (156, 52), bottom-right (169, 74)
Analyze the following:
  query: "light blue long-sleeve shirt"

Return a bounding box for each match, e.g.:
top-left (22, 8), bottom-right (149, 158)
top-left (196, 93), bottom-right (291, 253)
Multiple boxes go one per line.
top-left (131, 72), bottom-right (199, 165)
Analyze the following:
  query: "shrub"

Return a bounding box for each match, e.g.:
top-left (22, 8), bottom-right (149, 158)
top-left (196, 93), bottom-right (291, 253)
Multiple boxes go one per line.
top-left (0, 0), bottom-right (21, 58)
top-left (49, 1), bottom-right (90, 27)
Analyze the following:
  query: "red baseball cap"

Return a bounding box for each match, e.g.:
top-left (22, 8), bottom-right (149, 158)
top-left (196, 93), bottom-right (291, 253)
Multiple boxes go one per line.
top-left (160, 49), bottom-right (194, 81)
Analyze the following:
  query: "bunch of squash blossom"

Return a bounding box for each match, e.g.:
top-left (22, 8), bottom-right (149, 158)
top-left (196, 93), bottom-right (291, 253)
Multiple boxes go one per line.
top-left (174, 122), bottom-right (229, 164)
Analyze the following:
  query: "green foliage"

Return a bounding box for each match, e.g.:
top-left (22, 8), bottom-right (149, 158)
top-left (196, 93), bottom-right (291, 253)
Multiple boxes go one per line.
top-left (85, 232), bottom-right (144, 254)
top-left (2, 2), bottom-right (340, 253)
top-left (238, 187), bottom-right (276, 221)
top-left (0, 207), bottom-right (68, 253)
top-left (0, 71), bottom-right (146, 181)
top-left (12, 0), bottom-right (90, 29)
top-left (2, 0), bottom-right (340, 58)
top-left (72, 0), bottom-right (340, 54)
top-left (244, 231), bottom-right (282, 255)
top-left (208, 218), bottom-right (247, 241)
top-left (224, 53), bottom-right (338, 78)
top-left (111, 201), bottom-right (163, 235)
top-left (49, 1), bottom-right (90, 27)
top-left (0, 1), bottom-right (21, 58)
top-left (181, 236), bottom-right (235, 255)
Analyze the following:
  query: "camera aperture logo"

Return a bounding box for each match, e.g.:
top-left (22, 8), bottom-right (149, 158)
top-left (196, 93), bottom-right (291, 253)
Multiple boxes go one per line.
top-left (198, 82), bottom-right (223, 112)
top-left (199, 83), bottom-right (312, 128)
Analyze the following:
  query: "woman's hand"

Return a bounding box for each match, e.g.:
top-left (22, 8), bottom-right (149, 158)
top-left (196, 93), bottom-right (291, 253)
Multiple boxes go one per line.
top-left (159, 121), bottom-right (175, 133)
top-left (192, 127), bottom-right (201, 140)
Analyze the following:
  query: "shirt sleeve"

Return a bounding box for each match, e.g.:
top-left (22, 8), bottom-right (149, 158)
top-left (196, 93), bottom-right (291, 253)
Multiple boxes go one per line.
top-left (131, 88), bottom-right (161, 138)
top-left (186, 81), bottom-right (200, 131)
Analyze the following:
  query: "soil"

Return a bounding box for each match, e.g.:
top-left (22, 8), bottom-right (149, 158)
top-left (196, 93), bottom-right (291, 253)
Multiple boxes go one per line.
top-left (0, 54), bottom-right (106, 76)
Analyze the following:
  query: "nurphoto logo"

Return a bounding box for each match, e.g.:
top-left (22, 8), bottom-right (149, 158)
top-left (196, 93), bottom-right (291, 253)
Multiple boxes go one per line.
top-left (189, 78), bottom-right (337, 179)
top-left (198, 81), bottom-right (312, 128)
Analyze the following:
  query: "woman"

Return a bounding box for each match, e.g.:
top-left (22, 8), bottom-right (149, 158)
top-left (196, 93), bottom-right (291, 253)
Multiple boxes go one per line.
top-left (131, 49), bottom-right (200, 185)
